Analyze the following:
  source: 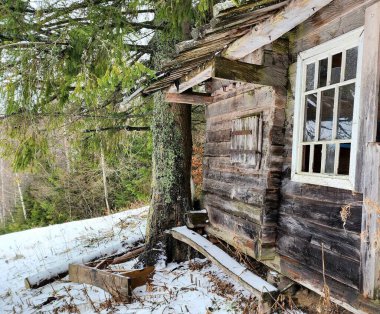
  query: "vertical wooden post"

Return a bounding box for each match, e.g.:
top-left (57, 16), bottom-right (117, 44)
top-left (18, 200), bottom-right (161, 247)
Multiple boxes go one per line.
top-left (359, 2), bottom-right (380, 300)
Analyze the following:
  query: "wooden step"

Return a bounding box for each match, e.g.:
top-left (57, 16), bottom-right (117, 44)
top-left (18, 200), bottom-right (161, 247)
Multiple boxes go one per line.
top-left (170, 226), bottom-right (278, 301)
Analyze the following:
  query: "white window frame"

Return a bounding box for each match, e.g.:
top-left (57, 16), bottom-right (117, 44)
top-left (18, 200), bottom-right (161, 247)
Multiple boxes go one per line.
top-left (291, 28), bottom-right (364, 190)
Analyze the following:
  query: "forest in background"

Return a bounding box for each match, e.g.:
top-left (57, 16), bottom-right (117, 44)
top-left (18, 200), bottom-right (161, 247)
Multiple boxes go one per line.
top-left (0, 0), bottom-right (212, 234)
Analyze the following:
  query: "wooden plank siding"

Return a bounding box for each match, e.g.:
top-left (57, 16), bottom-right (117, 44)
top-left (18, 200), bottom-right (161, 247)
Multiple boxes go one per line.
top-left (274, 1), bottom-right (375, 294)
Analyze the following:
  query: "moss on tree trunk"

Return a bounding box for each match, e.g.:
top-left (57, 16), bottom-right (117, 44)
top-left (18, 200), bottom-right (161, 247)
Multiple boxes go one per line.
top-left (143, 92), bottom-right (193, 265)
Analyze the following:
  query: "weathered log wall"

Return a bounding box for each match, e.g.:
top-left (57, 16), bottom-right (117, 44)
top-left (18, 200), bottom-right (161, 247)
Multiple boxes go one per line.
top-left (203, 43), bottom-right (288, 260)
top-left (275, 0), bottom-right (378, 295)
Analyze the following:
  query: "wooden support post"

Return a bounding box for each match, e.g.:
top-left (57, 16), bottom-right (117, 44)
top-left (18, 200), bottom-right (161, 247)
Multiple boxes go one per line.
top-left (359, 2), bottom-right (380, 300)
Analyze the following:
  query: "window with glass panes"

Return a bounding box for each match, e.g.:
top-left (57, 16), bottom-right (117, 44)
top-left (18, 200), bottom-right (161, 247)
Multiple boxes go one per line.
top-left (293, 29), bottom-right (363, 189)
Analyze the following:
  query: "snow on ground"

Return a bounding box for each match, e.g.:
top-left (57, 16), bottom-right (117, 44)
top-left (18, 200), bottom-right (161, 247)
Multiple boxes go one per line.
top-left (0, 207), bottom-right (304, 313)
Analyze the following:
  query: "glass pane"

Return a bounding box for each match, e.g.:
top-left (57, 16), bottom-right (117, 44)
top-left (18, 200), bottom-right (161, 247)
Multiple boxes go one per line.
top-left (306, 63), bottom-right (315, 91)
top-left (304, 93), bottom-right (318, 141)
top-left (337, 83), bottom-right (355, 139)
top-left (313, 144), bottom-right (322, 173)
top-left (345, 47), bottom-right (358, 81)
top-left (338, 143), bottom-right (351, 175)
top-left (302, 145), bottom-right (310, 172)
top-left (319, 89), bottom-right (335, 140)
top-left (331, 53), bottom-right (342, 84)
top-left (325, 144), bottom-right (336, 174)
top-left (318, 58), bottom-right (328, 88)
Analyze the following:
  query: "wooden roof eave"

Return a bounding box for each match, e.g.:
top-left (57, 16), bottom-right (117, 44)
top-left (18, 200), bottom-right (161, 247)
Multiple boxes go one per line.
top-left (145, 0), bottom-right (334, 99)
top-left (164, 56), bottom-right (287, 102)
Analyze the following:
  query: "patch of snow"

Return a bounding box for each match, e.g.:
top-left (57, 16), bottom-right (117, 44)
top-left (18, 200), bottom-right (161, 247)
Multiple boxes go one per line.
top-left (0, 207), bottom-right (306, 313)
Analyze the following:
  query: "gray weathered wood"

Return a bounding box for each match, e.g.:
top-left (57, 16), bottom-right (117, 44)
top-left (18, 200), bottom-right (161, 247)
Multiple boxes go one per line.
top-left (170, 226), bottom-right (278, 300)
top-left (357, 2), bottom-right (380, 299)
top-left (165, 92), bottom-right (213, 105)
top-left (223, 0), bottom-right (333, 60)
top-left (69, 264), bottom-right (132, 301)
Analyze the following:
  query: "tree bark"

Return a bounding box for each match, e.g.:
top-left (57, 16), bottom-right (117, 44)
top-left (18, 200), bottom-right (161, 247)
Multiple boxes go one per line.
top-left (100, 143), bottom-right (111, 215)
top-left (143, 92), bottom-right (193, 266)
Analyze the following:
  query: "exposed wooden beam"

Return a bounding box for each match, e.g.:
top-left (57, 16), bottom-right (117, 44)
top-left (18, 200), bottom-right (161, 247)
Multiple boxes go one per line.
top-left (359, 2), bottom-right (380, 300)
top-left (168, 61), bottom-right (214, 94)
top-left (165, 92), bottom-right (213, 105)
top-left (167, 56), bottom-right (287, 97)
top-left (214, 57), bottom-right (287, 87)
top-left (223, 0), bottom-right (333, 60)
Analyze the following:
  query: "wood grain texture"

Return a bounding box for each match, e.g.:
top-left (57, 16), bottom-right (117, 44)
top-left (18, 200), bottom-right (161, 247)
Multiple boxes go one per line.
top-left (223, 0), bottom-right (333, 60)
top-left (69, 264), bottom-right (132, 301)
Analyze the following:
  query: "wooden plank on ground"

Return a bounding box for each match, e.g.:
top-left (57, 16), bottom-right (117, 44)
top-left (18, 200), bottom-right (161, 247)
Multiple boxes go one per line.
top-left (69, 264), bottom-right (132, 301)
top-left (69, 264), bottom-right (155, 301)
top-left (223, 0), bottom-right (333, 60)
top-left (170, 226), bottom-right (278, 300)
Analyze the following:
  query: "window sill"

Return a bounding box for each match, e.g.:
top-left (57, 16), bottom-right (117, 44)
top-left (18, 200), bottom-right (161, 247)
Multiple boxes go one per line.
top-left (291, 173), bottom-right (354, 191)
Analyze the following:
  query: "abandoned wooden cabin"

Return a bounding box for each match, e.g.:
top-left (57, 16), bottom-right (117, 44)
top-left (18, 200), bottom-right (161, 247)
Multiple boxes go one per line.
top-left (144, 0), bottom-right (380, 313)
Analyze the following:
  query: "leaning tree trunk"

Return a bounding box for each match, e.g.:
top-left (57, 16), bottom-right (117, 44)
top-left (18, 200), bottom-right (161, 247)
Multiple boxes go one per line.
top-left (143, 92), bottom-right (193, 266)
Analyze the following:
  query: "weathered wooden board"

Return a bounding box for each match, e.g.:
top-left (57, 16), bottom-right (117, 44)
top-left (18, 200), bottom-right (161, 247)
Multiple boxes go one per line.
top-left (223, 0), bottom-right (333, 60)
top-left (170, 226), bottom-right (278, 299)
top-left (204, 193), bottom-right (262, 225)
top-left (69, 264), bottom-right (132, 300)
top-left (213, 57), bottom-right (287, 87)
top-left (69, 264), bottom-right (154, 301)
top-left (357, 3), bottom-right (380, 299)
top-left (279, 256), bottom-right (380, 314)
top-left (280, 198), bottom-right (362, 233)
top-left (165, 92), bottom-right (213, 105)
top-left (291, 0), bottom-right (379, 54)
top-left (203, 178), bottom-right (265, 206)
top-left (277, 232), bottom-right (360, 289)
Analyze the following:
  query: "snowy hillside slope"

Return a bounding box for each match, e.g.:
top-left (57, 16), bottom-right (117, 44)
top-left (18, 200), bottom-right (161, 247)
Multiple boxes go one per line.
top-left (0, 207), bottom-right (303, 313)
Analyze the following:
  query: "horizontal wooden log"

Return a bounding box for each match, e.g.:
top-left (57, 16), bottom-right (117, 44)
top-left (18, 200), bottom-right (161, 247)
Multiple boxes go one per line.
top-left (207, 205), bottom-right (262, 240)
top-left (278, 214), bottom-right (360, 261)
top-left (278, 256), bottom-right (380, 314)
top-left (214, 57), bottom-right (287, 87)
top-left (281, 179), bottom-right (363, 205)
top-left (167, 56), bottom-right (287, 94)
top-left (203, 168), bottom-right (266, 187)
top-left (277, 233), bottom-right (360, 289)
top-left (171, 226), bottom-right (278, 299)
top-left (165, 92), bottom-right (213, 105)
top-left (203, 178), bottom-right (265, 206)
top-left (207, 224), bottom-right (276, 261)
top-left (279, 198), bottom-right (362, 233)
top-left (204, 193), bottom-right (262, 225)
top-left (206, 88), bottom-right (274, 120)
